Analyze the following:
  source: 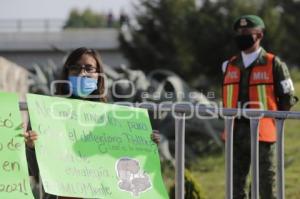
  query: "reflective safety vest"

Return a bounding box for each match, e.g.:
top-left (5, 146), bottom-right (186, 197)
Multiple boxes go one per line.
top-left (222, 53), bottom-right (277, 142)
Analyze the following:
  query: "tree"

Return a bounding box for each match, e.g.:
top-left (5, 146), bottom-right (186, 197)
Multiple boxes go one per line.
top-left (64, 8), bottom-right (106, 29)
top-left (280, 0), bottom-right (300, 66)
top-left (119, 0), bottom-right (292, 88)
top-left (120, 0), bottom-right (198, 82)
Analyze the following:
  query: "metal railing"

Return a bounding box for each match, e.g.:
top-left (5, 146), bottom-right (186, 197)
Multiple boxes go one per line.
top-left (19, 102), bottom-right (300, 199)
top-left (0, 19), bottom-right (65, 32)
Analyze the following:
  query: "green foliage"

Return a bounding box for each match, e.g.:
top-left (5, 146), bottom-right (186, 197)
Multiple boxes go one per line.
top-left (120, 0), bottom-right (299, 88)
top-left (280, 0), bottom-right (300, 64)
top-left (290, 67), bottom-right (300, 82)
top-left (120, 0), bottom-right (199, 82)
top-left (64, 8), bottom-right (106, 29)
top-left (169, 169), bottom-right (206, 199)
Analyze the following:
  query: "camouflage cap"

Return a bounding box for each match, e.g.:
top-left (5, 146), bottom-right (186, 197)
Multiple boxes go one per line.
top-left (233, 15), bottom-right (265, 31)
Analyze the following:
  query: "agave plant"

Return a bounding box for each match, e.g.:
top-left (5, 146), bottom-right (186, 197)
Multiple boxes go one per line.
top-left (28, 59), bottom-right (62, 95)
top-left (26, 58), bottom-right (223, 163)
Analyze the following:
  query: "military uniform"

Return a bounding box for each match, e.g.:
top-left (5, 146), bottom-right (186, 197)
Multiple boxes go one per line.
top-left (222, 15), bottom-right (298, 199)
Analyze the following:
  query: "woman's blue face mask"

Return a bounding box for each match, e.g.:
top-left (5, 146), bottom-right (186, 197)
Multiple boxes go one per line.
top-left (68, 76), bottom-right (98, 97)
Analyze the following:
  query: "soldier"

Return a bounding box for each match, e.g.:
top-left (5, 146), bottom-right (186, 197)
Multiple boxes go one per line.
top-left (222, 15), bottom-right (298, 199)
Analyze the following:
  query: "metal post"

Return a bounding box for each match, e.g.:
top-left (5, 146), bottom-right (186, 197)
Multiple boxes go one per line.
top-left (175, 112), bottom-right (186, 199)
top-left (44, 19), bottom-right (50, 32)
top-left (250, 119), bottom-right (260, 199)
top-left (276, 119), bottom-right (285, 199)
top-left (17, 19), bottom-right (22, 32)
top-left (225, 117), bottom-right (234, 199)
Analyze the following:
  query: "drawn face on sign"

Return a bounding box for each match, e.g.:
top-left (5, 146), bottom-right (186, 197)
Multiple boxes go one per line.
top-left (115, 157), bottom-right (152, 197)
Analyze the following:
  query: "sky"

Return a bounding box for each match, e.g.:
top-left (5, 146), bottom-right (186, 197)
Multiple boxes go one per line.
top-left (0, 0), bottom-right (139, 20)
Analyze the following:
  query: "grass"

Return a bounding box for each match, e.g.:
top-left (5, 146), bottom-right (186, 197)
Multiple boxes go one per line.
top-left (163, 81), bottom-right (300, 199)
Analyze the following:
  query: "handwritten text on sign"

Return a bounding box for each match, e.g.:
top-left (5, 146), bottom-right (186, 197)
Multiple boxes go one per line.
top-left (0, 92), bottom-right (34, 199)
top-left (27, 94), bottom-right (169, 199)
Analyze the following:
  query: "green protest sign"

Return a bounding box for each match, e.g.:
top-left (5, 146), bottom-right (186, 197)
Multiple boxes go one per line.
top-left (26, 94), bottom-right (169, 199)
top-left (0, 92), bottom-right (34, 199)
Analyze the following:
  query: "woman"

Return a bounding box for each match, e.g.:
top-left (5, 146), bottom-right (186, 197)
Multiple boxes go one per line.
top-left (25, 47), bottom-right (160, 199)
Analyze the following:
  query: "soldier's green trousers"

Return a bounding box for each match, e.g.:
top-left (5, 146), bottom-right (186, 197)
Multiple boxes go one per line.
top-left (233, 120), bottom-right (276, 199)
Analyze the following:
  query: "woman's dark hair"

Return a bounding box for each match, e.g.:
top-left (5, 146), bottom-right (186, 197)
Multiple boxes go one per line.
top-left (56, 47), bottom-right (107, 102)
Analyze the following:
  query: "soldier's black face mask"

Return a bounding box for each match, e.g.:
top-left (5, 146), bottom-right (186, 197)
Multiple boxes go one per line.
top-left (234, 34), bottom-right (255, 51)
